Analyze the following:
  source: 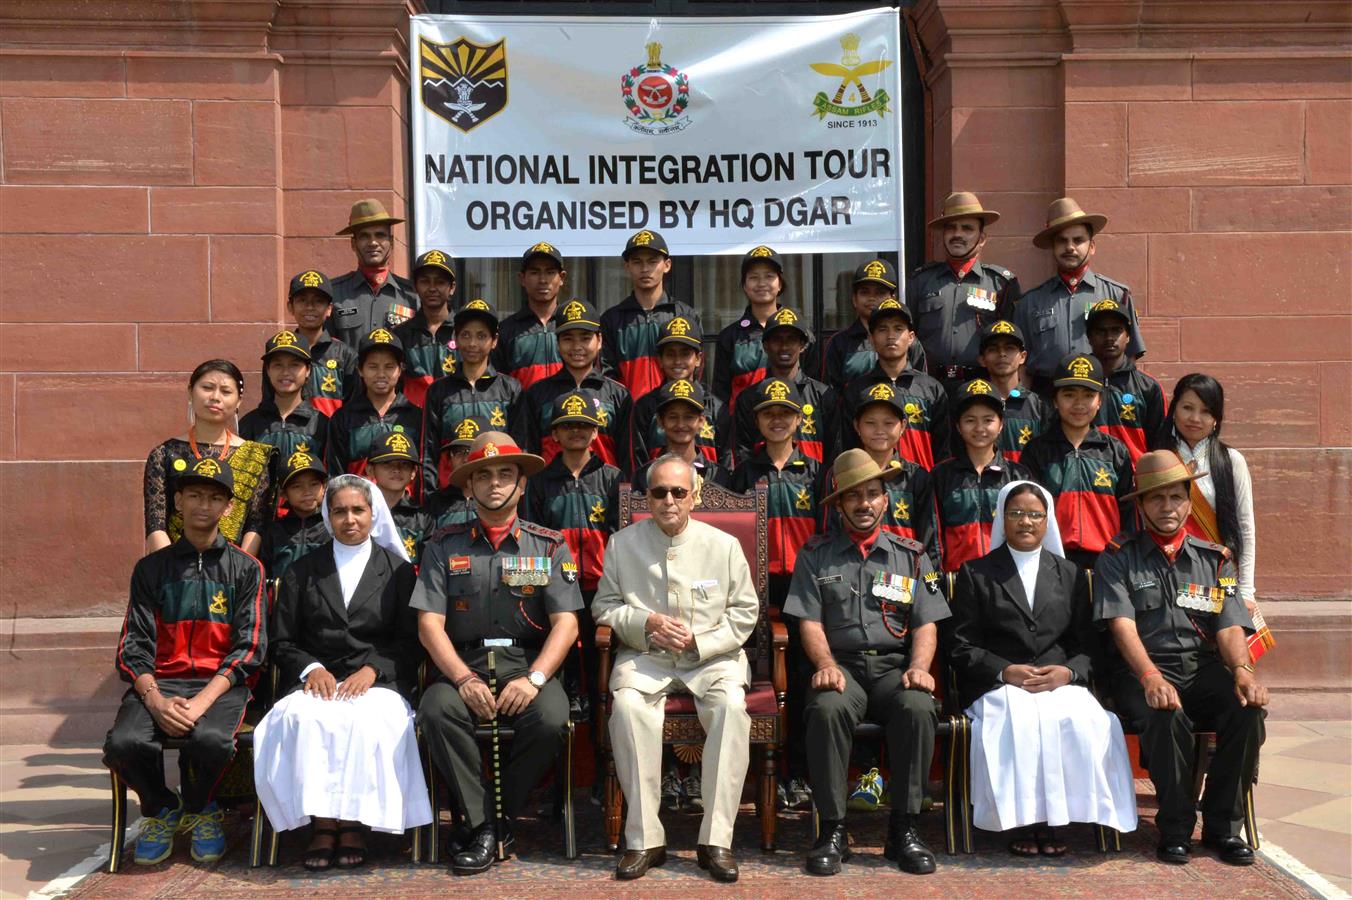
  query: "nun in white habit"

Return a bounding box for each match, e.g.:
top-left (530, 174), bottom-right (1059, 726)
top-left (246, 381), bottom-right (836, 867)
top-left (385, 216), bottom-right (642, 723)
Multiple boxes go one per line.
top-left (253, 474), bottom-right (432, 870)
top-left (949, 480), bottom-right (1136, 855)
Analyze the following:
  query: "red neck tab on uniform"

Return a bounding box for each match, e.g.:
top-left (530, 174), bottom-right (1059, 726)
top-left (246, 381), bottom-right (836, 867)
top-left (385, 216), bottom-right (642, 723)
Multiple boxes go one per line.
top-left (1059, 263), bottom-right (1089, 292)
top-left (481, 517), bottom-right (518, 551)
top-left (360, 264), bottom-right (390, 291)
top-left (1147, 526), bottom-right (1187, 563)
top-left (948, 256), bottom-right (977, 280)
top-left (845, 524), bottom-right (882, 559)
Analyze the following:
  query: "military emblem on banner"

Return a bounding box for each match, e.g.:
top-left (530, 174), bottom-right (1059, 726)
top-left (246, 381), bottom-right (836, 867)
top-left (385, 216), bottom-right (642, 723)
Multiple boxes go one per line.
top-left (621, 43), bottom-right (691, 136)
top-left (420, 36), bottom-right (508, 133)
top-left (810, 33), bottom-right (893, 121)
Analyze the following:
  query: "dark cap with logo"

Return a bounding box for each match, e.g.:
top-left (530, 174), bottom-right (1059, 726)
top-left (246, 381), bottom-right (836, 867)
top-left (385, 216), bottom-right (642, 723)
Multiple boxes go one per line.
top-left (978, 319), bottom-right (1027, 350)
top-left (288, 269), bottom-right (333, 301)
top-left (555, 298), bottom-right (601, 334)
top-left (1086, 297), bottom-right (1132, 328)
top-left (522, 240), bottom-right (564, 269)
top-left (551, 391), bottom-right (601, 428)
top-left (952, 378), bottom-right (1006, 416)
top-left (453, 298), bottom-right (500, 334)
top-left (852, 259), bottom-right (898, 291)
top-left (174, 456), bottom-right (235, 495)
top-left (413, 249), bottom-right (456, 282)
top-left (262, 329), bottom-right (312, 362)
top-left (1052, 352), bottom-right (1106, 392)
top-left (740, 245), bottom-right (783, 279)
top-left (751, 377), bottom-right (804, 413)
top-left (868, 296), bottom-right (914, 330)
top-left (657, 315), bottom-right (702, 350)
top-left (762, 305), bottom-right (813, 343)
top-left (357, 327), bottom-right (405, 363)
top-left (622, 229), bottom-right (669, 260)
top-left (655, 379), bottom-right (706, 413)
top-left (443, 416), bottom-right (490, 451)
top-left (367, 427), bottom-right (420, 465)
top-left (280, 445), bottom-right (327, 488)
top-left (850, 379), bottom-right (909, 422)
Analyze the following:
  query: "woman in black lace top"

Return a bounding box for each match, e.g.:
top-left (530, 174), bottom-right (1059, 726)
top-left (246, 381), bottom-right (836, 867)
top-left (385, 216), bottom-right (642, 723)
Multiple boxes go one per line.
top-left (144, 360), bottom-right (275, 555)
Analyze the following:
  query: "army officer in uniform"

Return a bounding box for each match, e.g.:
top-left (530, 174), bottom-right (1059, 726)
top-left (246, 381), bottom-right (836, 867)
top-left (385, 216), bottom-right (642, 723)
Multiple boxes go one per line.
top-left (413, 431), bottom-right (582, 875)
top-left (784, 448), bottom-right (949, 877)
top-left (1094, 450), bottom-right (1267, 867)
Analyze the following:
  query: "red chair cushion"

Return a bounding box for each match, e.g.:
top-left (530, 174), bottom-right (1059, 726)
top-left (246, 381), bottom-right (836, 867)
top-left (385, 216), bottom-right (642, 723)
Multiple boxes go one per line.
top-left (662, 679), bottom-right (778, 717)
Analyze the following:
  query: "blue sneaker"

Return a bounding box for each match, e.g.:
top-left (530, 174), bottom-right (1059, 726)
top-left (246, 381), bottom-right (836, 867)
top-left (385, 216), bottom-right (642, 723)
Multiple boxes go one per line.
top-left (134, 795), bottom-right (183, 865)
top-left (847, 767), bottom-right (886, 812)
top-left (182, 802), bottom-right (227, 863)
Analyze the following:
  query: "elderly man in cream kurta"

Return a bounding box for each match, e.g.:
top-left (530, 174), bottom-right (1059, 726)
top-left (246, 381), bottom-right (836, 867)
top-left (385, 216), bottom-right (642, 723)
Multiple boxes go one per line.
top-left (594, 455), bottom-right (759, 883)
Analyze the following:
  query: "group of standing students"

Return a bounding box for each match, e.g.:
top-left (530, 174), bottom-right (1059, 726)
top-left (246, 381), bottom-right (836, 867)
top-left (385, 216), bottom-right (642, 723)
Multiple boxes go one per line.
top-left (104, 194), bottom-right (1270, 877)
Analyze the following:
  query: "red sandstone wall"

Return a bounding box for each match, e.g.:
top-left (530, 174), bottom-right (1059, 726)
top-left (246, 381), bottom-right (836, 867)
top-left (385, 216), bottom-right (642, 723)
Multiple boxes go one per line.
top-left (0, 1), bottom-right (1347, 617)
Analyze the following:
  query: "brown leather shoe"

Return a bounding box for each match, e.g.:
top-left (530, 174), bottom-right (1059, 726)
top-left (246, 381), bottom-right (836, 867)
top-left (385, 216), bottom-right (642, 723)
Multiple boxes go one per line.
top-left (696, 844), bottom-right (739, 883)
top-left (615, 846), bottom-right (667, 879)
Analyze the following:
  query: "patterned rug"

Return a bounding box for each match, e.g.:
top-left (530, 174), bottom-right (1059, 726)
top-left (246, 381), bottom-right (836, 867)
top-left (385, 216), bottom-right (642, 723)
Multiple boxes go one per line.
top-left (69, 784), bottom-right (1313, 898)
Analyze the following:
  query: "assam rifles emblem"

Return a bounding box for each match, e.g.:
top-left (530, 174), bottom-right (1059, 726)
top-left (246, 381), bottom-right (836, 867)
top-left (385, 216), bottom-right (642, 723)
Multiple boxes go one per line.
top-left (621, 43), bottom-right (691, 136)
top-left (810, 32), bottom-right (893, 121)
top-left (421, 36), bottom-right (508, 133)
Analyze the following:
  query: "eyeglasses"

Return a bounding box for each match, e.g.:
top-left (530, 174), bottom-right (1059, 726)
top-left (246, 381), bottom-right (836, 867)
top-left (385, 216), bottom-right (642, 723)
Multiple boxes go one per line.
top-left (1004, 509), bottom-right (1047, 522)
top-left (648, 486), bottom-right (690, 500)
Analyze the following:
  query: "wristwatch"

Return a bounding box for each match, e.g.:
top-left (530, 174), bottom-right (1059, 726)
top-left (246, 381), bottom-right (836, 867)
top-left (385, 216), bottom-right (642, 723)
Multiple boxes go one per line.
top-left (527, 669), bottom-right (547, 689)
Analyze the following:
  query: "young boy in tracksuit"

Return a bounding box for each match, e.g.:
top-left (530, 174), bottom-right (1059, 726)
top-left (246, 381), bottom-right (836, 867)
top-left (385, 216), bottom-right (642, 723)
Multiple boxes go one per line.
top-left (1022, 352), bottom-right (1136, 570)
top-left (368, 432), bottom-right (434, 566)
top-left (973, 319), bottom-right (1050, 464)
top-left (1087, 298), bottom-right (1166, 464)
top-left (103, 458), bottom-right (266, 866)
top-left (393, 249), bottom-right (459, 409)
top-left (260, 448), bottom-right (329, 580)
top-left (627, 315), bottom-right (730, 472)
top-left (327, 328), bottom-right (422, 487)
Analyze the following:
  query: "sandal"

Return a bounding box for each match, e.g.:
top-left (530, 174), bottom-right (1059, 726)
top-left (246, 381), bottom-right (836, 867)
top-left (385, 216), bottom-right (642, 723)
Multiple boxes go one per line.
top-left (1036, 826), bottom-right (1068, 857)
top-left (1008, 827), bottom-right (1040, 857)
top-left (334, 825), bottom-right (367, 869)
top-left (303, 825), bottom-right (338, 871)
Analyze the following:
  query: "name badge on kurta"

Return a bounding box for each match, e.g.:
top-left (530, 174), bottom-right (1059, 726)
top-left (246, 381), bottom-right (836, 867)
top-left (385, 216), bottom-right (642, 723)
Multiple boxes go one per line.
top-left (872, 572), bottom-right (913, 604)
top-left (1175, 583), bottom-right (1223, 614)
top-left (502, 556), bottom-right (551, 586)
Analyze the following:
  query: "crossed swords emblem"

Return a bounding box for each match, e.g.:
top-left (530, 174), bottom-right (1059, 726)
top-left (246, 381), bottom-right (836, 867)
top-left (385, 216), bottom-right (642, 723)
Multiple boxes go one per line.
top-left (446, 80), bottom-right (487, 124)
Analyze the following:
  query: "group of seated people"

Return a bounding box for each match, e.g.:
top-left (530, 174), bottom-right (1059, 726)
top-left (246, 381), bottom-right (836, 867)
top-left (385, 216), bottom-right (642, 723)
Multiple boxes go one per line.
top-left (104, 196), bottom-right (1271, 881)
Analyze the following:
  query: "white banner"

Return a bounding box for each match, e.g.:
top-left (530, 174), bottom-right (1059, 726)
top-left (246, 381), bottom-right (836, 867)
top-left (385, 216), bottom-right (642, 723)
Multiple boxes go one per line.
top-left (410, 8), bottom-right (904, 258)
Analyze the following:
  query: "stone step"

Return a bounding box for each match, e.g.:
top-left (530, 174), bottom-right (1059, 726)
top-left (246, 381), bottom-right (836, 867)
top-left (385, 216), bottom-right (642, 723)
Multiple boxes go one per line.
top-left (2, 601), bottom-right (1347, 745)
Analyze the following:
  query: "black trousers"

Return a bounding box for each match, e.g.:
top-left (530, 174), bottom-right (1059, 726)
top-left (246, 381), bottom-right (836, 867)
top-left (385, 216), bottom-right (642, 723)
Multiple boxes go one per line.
top-left (1113, 657), bottom-right (1266, 840)
top-left (102, 679), bottom-right (250, 815)
top-left (416, 647), bottom-right (570, 828)
top-left (802, 652), bottom-right (938, 821)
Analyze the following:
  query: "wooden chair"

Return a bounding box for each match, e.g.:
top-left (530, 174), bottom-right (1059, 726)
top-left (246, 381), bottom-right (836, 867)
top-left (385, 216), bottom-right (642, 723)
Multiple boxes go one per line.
top-left (595, 481), bottom-right (790, 852)
top-left (414, 662), bottom-right (578, 864)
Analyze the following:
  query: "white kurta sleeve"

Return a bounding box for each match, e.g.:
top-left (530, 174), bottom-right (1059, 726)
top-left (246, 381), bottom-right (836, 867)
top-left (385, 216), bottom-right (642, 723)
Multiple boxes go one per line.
top-left (1231, 448), bottom-right (1257, 603)
top-left (591, 532), bottom-right (651, 651)
top-left (691, 534), bottom-right (759, 662)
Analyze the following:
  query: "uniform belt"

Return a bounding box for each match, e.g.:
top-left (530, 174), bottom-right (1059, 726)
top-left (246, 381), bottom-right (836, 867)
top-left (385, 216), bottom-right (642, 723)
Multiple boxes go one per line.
top-left (836, 648), bottom-right (904, 658)
top-left (454, 639), bottom-right (541, 652)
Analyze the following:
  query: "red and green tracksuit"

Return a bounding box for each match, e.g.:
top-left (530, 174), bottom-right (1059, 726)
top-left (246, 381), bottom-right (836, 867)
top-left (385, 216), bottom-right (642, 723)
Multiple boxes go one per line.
top-left (842, 364), bottom-right (951, 470)
top-left (328, 391), bottom-right (423, 484)
top-left (520, 369), bottom-right (632, 474)
top-left (421, 367), bottom-right (522, 492)
top-left (1095, 359), bottom-right (1167, 464)
top-left (731, 446), bottom-right (820, 578)
top-left (260, 333), bottom-right (357, 417)
top-left (929, 450), bottom-right (1032, 571)
top-left (628, 383), bottom-right (730, 473)
top-left (393, 313), bottom-right (458, 409)
top-left (493, 306), bottom-right (562, 390)
top-left (260, 510), bottom-right (328, 581)
top-left (522, 454), bottom-right (621, 593)
top-left (712, 306), bottom-right (770, 413)
top-left (116, 534), bottom-right (266, 688)
top-left (1022, 425), bottom-right (1136, 557)
top-left (817, 319), bottom-right (927, 392)
top-left (599, 293), bottom-right (704, 399)
top-left (732, 370), bottom-right (836, 466)
top-left (993, 387), bottom-right (1050, 465)
top-left (390, 496), bottom-right (435, 571)
top-left (819, 454), bottom-right (942, 571)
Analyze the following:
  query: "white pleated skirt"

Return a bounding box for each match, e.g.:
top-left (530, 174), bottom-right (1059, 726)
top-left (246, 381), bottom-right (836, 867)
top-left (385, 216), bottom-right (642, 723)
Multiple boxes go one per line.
top-left (966, 684), bottom-right (1138, 833)
top-left (253, 686), bottom-right (433, 834)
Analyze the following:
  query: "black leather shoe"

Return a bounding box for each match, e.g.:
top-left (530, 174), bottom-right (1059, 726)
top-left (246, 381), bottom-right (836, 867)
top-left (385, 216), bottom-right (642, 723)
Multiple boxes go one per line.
top-left (696, 844), bottom-right (739, 883)
top-left (884, 815), bottom-right (937, 875)
top-left (615, 846), bottom-right (667, 880)
top-left (1156, 839), bottom-right (1192, 865)
top-left (450, 823), bottom-right (512, 875)
top-left (447, 822), bottom-right (474, 855)
top-left (1202, 834), bottom-right (1255, 866)
top-left (806, 821), bottom-right (851, 876)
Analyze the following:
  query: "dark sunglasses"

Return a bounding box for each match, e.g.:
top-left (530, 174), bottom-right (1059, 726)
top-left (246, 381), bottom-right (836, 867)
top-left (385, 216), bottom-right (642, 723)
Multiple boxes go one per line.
top-left (648, 486), bottom-right (690, 500)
